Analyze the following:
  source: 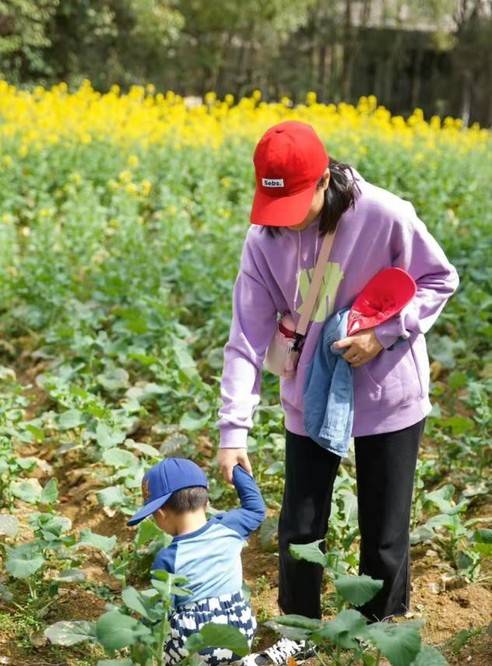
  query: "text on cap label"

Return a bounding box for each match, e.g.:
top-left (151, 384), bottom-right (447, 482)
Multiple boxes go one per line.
top-left (262, 178), bottom-right (284, 188)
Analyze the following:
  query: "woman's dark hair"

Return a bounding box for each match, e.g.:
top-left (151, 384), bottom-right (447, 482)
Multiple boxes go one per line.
top-left (166, 486), bottom-right (208, 514)
top-left (263, 159), bottom-right (360, 236)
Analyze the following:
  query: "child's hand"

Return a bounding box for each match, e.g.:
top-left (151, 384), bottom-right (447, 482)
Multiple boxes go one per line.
top-left (217, 448), bottom-right (252, 484)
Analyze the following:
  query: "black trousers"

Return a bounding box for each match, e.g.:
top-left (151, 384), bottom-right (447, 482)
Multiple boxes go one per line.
top-left (278, 419), bottom-right (425, 621)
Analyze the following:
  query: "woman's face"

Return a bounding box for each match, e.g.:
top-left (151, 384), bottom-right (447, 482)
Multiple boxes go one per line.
top-left (289, 168), bottom-right (330, 232)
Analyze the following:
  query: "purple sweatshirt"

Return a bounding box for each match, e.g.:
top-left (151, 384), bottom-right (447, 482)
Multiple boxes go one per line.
top-left (218, 170), bottom-right (459, 448)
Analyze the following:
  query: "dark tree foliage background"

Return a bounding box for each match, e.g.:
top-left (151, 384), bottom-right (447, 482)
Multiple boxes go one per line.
top-left (0, 0), bottom-right (490, 125)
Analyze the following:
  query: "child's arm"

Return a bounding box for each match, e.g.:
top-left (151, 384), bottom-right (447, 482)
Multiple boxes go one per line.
top-left (217, 464), bottom-right (266, 538)
top-left (151, 543), bottom-right (177, 574)
top-left (151, 544), bottom-right (179, 611)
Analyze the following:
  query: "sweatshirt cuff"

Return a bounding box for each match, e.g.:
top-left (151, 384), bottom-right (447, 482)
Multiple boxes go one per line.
top-left (219, 424), bottom-right (249, 449)
top-left (374, 318), bottom-right (407, 351)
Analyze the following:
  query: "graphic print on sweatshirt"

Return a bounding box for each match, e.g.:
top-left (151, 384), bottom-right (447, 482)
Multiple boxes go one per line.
top-left (296, 262), bottom-right (344, 322)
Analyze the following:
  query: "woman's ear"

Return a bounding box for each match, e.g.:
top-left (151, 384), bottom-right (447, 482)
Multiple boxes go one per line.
top-left (322, 168), bottom-right (331, 191)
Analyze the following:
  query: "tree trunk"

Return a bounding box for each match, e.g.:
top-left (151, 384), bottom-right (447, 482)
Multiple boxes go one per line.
top-left (410, 46), bottom-right (424, 110)
top-left (460, 69), bottom-right (472, 126)
top-left (341, 0), bottom-right (353, 100)
top-left (318, 44), bottom-right (327, 95)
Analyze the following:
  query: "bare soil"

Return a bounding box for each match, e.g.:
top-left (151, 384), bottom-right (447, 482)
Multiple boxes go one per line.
top-left (243, 532), bottom-right (492, 664)
top-left (1, 433), bottom-right (491, 665)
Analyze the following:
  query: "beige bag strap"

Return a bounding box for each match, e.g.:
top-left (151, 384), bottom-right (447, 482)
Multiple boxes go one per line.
top-left (295, 229), bottom-right (337, 338)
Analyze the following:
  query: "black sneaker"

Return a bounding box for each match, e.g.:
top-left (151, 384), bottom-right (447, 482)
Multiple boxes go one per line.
top-left (242, 638), bottom-right (316, 665)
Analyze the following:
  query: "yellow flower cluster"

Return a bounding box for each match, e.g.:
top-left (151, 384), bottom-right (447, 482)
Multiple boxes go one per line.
top-left (0, 80), bottom-right (489, 155)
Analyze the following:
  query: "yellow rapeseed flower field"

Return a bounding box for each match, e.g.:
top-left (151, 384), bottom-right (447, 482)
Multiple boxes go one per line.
top-left (0, 81), bottom-right (489, 157)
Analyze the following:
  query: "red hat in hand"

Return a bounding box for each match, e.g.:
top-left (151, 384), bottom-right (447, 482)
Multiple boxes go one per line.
top-left (348, 268), bottom-right (416, 336)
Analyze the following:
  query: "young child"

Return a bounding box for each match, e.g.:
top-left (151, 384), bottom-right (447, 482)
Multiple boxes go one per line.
top-left (127, 457), bottom-right (266, 665)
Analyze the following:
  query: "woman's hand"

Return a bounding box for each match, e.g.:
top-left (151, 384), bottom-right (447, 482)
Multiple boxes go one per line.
top-left (217, 448), bottom-right (252, 484)
top-left (332, 328), bottom-right (384, 368)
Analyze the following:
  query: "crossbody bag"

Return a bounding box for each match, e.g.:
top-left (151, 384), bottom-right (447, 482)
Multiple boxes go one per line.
top-left (264, 228), bottom-right (337, 378)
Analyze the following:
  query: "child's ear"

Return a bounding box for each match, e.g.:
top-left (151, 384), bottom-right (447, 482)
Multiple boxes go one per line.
top-left (153, 507), bottom-right (167, 528)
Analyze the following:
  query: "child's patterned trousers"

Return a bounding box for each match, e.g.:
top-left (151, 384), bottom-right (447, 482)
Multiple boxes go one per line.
top-left (164, 591), bottom-right (256, 665)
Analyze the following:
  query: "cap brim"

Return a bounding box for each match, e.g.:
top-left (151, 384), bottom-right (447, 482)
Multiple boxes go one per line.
top-left (127, 493), bottom-right (171, 526)
top-left (348, 268), bottom-right (417, 335)
top-left (353, 268), bottom-right (417, 313)
top-left (250, 182), bottom-right (317, 227)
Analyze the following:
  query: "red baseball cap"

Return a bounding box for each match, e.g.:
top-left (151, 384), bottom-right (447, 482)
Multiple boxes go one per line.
top-left (250, 121), bottom-right (329, 227)
top-left (347, 268), bottom-right (417, 336)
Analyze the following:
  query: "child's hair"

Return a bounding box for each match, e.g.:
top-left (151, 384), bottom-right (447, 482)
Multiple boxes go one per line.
top-left (165, 486), bottom-right (208, 514)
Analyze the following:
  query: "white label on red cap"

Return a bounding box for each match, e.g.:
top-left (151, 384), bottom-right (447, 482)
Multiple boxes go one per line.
top-left (262, 178), bottom-right (284, 188)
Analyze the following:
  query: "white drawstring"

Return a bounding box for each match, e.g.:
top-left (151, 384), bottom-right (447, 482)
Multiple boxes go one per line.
top-left (314, 225), bottom-right (319, 266)
top-left (293, 231), bottom-right (302, 310)
top-left (293, 223), bottom-right (321, 312)
top-left (311, 224), bottom-right (320, 313)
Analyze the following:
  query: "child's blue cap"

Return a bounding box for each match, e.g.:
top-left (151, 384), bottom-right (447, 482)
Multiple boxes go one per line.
top-left (127, 458), bottom-right (208, 526)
